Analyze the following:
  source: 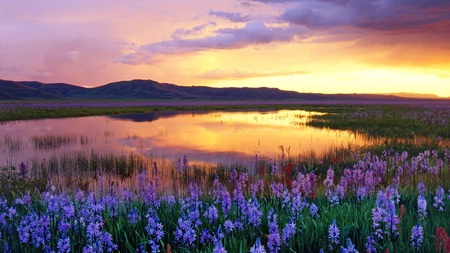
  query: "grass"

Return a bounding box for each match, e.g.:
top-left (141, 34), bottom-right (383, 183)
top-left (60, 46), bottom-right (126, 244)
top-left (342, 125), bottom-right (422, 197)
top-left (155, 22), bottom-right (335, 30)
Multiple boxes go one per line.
top-left (1, 157), bottom-right (450, 252)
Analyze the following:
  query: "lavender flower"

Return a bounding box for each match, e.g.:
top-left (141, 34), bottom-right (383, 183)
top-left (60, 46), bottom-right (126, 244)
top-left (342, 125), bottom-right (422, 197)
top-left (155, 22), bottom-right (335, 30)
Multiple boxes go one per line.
top-left (365, 234), bottom-right (377, 253)
top-left (250, 237), bottom-right (266, 253)
top-left (205, 205), bottom-right (219, 224)
top-left (213, 240), bottom-right (227, 253)
top-left (200, 229), bottom-right (212, 244)
top-left (174, 217), bottom-right (196, 248)
top-left (417, 195), bottom-right (427, 221)
top-left (128, 207), bottom-right (141, 225)
top-left (418, 180), bottom-right (426, 196)
top-left (57, 237), bottom-right (71, 253)
top-left (17, 213), bottom-right (51, 250)
top-left (224, 220), bottom-right (234, 234)
top-left (371, 206), bottom-right (385, 240)
top-left (340, 238), bottom-right (358, 253)
top-left (267, 210), bottom-right (281, 253)
top-left (328, 219), bottom-right (340, 248)
top-left (310, 203), bottom-right (319, 218)
top-left (410, 224), bottom-right (423, 250)
top-left (433, 186), bottom-right (445, 211)
top-left (281, 219), bottom-right (296, 245)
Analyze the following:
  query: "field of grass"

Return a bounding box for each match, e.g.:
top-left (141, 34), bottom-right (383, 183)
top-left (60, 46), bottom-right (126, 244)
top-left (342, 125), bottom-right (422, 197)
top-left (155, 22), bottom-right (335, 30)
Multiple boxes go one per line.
top-left (1, 100), bottom-right (450, 252)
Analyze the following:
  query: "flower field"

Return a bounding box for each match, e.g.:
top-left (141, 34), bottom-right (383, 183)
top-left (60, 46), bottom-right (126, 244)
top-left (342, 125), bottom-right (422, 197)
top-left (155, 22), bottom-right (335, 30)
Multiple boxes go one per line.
top-left (1, 149), bottom-right (450, 252)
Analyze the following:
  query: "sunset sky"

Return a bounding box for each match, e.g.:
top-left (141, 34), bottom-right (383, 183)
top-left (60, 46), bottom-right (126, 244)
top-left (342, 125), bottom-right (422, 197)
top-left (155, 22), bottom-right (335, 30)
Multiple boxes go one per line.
top-left (1, 0), bottom-right (450, 97)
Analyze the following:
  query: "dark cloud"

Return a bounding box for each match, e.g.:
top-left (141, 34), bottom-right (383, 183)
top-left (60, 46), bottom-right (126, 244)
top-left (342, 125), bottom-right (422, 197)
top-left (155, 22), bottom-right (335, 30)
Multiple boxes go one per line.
top-left (249, 0), bottom-right (450, 33)
top-left (120, 20), bottom-right (304, 64)
top-left (209, 10), bottom-right (252, 22)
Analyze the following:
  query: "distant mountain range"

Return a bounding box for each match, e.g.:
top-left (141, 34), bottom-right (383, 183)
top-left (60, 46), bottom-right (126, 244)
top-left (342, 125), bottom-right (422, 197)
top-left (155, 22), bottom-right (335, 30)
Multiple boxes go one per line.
top-left (0, 79), bottom-right (447, 101)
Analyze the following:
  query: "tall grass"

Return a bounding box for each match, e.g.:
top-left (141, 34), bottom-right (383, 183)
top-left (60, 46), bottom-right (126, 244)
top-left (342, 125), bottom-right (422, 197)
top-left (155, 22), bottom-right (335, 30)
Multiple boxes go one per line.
top-left (1, 147), bottom-right (450, 252)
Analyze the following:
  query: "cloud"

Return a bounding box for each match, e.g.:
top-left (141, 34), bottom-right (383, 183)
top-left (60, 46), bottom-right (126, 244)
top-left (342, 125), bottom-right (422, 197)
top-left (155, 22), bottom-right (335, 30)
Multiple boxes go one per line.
top-left (120, 20), bottom-right (305, 65)
top-left (171, 22), bottom-right (216, 39)
top-left (251, 0), bottom-right (450, 34)
top-left (209, 10), bottom-right (252, 22)
top-left (199, 68), bottom-right (308, 79)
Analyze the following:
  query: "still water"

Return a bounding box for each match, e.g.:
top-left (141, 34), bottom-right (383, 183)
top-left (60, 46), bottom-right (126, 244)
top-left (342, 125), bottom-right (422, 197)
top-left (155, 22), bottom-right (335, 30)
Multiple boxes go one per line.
top-left (1, 110), bottom-right (369, 168)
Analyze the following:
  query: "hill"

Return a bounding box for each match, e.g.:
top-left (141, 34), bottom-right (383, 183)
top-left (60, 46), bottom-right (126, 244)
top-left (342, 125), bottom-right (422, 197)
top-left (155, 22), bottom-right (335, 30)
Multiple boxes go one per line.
top-left (0, 79), bottom-right (444, 101)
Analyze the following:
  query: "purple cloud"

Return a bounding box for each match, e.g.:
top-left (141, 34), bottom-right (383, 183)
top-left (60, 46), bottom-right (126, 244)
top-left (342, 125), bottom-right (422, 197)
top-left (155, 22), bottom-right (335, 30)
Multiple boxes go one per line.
top-left (120, 20), bottom-right (304, 64)
top-left (171, 22), bottom-right (217, 39)
top-left (209, 10), bottom-right (252, 22)
top-left (249, 0), bottom-right (450, 33)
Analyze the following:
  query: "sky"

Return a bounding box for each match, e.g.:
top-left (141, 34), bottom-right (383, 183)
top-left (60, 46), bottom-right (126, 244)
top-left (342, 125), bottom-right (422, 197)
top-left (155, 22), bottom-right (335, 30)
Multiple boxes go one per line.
top-left (1, 0), bottom-right (450, 97)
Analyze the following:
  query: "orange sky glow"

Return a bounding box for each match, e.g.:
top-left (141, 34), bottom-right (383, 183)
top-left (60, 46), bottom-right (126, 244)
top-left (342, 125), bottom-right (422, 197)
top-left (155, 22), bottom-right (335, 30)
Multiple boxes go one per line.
top-left (1, 0), bottom-right (450, 97)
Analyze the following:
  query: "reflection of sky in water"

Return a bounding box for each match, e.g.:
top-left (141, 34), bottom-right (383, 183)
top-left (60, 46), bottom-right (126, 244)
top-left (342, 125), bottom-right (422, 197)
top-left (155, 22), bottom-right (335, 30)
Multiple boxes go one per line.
top-left (0, 110), bottom-right (368, 166)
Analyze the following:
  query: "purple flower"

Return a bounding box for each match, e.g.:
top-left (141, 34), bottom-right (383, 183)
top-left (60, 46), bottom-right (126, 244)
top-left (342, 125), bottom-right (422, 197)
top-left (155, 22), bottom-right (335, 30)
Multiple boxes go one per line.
top-left (418, 180), bottom-right (426, 196)
top-left (174, 217), bottom-right (196, 247)
top-left (128, 207), bottom-right (141, 225)
top-left (371, 206), bottom-right (385, 241)
top-left (417, 195), bottom-right (427, 221)
top-left (250, 237), bottom-right (266, 253)
top-left (17, 213), bottom-right (51, 250)
top-left (310, 203), bottom-right (319, 218)
top-left (146, 208), bottom-right (164, 253)
top-left (250, 180), bottom-right (264, 196)
top-left (410, 224), bottom-right (423, 250)
top-left (200, 229), bottom-right (212, 244)
top-left (267, 211), bottom-right (281, 253)
top-left (57, 237), bottom-right (71, 253)
top-left (340, 238), bottom-right (358, 253)
top-left (291, 194), bottom-right (307, 216)
top-left (224, 220), bottom-right (234, 234)
top-left (282, 219), bottom-right (296, 245)
top-left (205, 205), bottom-right (219, 224)
top-left (433, 186), bottom-right (445, 211)
top-left (323, 166), bottom-right (334, 188)
top-left (328, 219), bottom-right (340, 248)
top-left (213, 240), bottom-right (227, 253)
top-left (20, 162), bottom-right (28, 176)
top-left (239, 199), bottom-right (262, 228)
top-left (365, 234), bottom-right (376, 253)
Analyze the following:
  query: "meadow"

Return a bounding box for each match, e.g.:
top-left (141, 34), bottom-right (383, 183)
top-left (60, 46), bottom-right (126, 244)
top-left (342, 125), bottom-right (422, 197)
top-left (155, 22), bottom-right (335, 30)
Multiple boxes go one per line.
top-left (1, 101), bottom-right (450, 253)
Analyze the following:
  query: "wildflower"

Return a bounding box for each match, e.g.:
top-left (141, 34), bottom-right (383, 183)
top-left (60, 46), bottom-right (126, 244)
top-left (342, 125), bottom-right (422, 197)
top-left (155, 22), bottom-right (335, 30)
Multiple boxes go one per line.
top-left (371, 206), bottom-right (385, 240)
top-left (205, 205), bottom-right (219, 224)
top-left (200, 229), bottom-right (212, 244)
top-left (174, 217), bottom-right (196, 247)
top-left (267, 210), bottom-right (281, 253)
top-left (213, 240), bottom-right (227, 253)
top-left (433, 186), bottom-right (445, 211)
top-left (434, 227), bottom-right (450, 252)
top-left (410, 224), bottom-right (423, 250)
top-left (328, 219), bottom-right (340, 248)
top-left (323, 166), bottom-right (335, 188)
top-left (418, 180), bottom-right (426, 196)
top-left (128, 207), bottom-right (141, 225)
top-left (326, 189), bottom-right (340, 206)
top-left (365, 234), bottom-right (377, 253)
top-left (310, 203), bottom-right (319, 218)
top-left (281, 219), bottom-right (296, 245)
top-left (250, 237), bottom-right (266, 253)
top-left (57, 237), bottom-right (71, 253)
top-left (417, 195), bottom-right (427, 221)
top-left (340, 238), bottom-right (358, 253)
top-left (20, 161), bottom-right (28, 176)
top-left (224, 220), bottom-right (234, 234)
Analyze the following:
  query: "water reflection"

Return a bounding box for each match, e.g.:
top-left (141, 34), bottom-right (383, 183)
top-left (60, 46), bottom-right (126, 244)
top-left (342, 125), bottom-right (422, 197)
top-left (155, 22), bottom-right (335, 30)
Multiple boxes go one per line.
top-left (0, 110), bottom-right (368, 167)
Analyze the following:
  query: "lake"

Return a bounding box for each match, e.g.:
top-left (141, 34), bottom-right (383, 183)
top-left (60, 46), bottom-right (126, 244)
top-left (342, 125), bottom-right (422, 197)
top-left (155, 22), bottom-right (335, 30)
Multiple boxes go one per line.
top-left (0, 109), bottom-right (370, 167)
